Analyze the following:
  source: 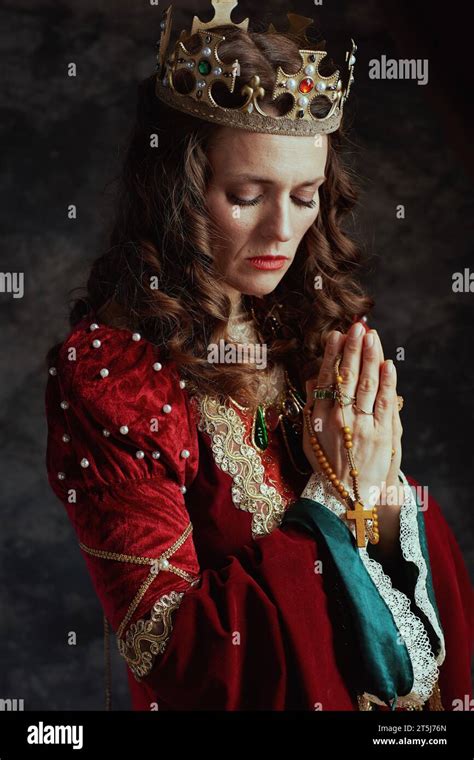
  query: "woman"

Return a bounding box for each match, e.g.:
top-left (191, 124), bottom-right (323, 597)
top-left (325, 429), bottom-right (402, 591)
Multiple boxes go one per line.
top-left (44, 3), bottom-right (473, 711)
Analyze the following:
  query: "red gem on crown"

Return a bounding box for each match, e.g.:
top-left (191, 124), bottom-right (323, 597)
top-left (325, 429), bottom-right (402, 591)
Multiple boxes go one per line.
top-left (299, 77), bottom-right (314, 94)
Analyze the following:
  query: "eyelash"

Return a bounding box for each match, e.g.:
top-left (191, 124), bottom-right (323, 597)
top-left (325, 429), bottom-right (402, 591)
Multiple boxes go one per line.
top-left (228, 193), bottom-right (318, 209)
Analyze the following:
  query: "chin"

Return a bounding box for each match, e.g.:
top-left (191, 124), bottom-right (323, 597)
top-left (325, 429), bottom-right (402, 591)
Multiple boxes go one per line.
top-left (233, 274), bottom-right (286, 298)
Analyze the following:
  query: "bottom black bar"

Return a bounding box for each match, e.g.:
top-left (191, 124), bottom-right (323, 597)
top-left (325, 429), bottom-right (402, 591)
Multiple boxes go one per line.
top-left (0, 710), bottom-right (473, 757)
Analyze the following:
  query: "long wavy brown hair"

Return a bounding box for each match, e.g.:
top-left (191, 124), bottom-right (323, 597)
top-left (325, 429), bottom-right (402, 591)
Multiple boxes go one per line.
top-left (47, 24), bottom-right (374, 409)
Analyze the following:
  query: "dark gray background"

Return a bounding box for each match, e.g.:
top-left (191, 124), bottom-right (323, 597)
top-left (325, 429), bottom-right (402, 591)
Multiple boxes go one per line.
top-left (1, 0), bottom-right (472, 710)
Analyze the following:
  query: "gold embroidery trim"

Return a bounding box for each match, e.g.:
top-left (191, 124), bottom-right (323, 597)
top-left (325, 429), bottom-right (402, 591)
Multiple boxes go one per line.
top-left (357, 694), bottom-right (374, 711)
top-left (118, 588), bottom-right (190, 680)
top-left (427, 680), bottom-right (444, 711)
top-left (194, 393), bottom-right (287, 538)
top-left (357, 678), bottom-right (443, 711)
top-left (79, 522), bottom-right (198, 677)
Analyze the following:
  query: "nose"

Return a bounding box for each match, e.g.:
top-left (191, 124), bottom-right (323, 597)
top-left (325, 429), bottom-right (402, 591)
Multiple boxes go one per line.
top-left (261, 197), bottom-right (294, 243)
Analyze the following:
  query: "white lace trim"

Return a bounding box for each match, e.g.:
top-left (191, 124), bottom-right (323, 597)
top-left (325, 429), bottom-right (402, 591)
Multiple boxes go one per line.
top-left (301, 469), bottom-right (444, 708)
top-left (397, 470), bottom-right (446, 666)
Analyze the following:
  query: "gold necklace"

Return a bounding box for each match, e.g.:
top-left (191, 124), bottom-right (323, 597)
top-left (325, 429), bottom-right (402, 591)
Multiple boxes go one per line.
top-left (228, 302), bottom-right (311, 474)
top-left (230, 369), bottom-right (311, 475)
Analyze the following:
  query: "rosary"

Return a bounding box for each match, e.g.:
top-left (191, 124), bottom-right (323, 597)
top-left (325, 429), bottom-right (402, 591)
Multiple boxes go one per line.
top-left (303, 351), bottom-right (380, 548)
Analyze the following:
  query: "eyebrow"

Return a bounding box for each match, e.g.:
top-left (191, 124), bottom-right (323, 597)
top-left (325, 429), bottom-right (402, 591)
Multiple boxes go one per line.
top-left (226, 174), bottom-right (326, 187)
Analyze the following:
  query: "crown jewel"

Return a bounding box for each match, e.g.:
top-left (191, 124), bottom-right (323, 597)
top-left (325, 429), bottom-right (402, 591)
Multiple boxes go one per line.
top-left (154, 1), bottom-right (356, 136)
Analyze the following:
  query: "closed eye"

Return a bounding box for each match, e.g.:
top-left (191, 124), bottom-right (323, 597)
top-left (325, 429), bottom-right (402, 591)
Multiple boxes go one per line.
top-left (228, 193), bottom-right (318, 209)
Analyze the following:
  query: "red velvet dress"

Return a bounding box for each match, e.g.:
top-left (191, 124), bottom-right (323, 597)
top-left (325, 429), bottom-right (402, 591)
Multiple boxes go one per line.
top-left (44, 313), bottom-right (474, 711)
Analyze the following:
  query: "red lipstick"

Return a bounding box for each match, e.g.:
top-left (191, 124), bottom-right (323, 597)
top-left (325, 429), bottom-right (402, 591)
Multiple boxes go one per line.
top-left (247, 256), bottom-right (288, 271)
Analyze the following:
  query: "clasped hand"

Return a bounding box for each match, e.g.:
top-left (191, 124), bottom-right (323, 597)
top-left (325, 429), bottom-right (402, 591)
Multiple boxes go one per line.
top-left (303, 323), bottom-right (405, 516)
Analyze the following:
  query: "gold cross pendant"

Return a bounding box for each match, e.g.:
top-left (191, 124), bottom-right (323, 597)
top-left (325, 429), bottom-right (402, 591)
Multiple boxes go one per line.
top-left (345, 500), bottom-right (374, 548)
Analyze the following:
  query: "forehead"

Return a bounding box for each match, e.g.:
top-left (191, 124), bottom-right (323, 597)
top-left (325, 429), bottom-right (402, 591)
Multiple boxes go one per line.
top-left (207, 127), bottom-right (328, 182)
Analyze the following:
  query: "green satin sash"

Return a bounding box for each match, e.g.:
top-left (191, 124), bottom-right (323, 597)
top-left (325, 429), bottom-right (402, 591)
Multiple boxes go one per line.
top-left (282, 497), bottom-right (414, 710)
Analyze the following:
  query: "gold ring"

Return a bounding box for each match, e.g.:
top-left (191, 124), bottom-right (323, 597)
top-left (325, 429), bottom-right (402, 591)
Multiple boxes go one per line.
top-left (313, 388), bottom-right (338, 401)
top-left (352, 403), bottom-right (374, 416)
top-left (337, 390), bottom-right (356, 407)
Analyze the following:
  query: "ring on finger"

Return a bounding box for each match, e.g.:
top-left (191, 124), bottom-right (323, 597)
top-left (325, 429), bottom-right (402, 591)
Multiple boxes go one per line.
top-left (313, 387), bottom-right (338, 401)
top-left (352, 402), bottom-right (374, 415)
top-left (337, 391), bottom-right (356, 407)
top-left (397, 395), bottom-right (404, 411)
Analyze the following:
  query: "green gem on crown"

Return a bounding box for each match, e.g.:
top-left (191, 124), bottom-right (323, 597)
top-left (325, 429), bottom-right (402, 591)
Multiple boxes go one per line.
top-left (198, 60), bottom-right (212, 75)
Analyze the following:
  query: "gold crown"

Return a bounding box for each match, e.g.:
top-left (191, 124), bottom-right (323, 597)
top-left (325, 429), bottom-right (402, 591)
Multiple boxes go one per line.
top-left (154, 0), bottom-right (356, 136)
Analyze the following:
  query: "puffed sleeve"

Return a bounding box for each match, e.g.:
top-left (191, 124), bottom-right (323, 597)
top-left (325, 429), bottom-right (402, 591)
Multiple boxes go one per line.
top-left (45, 319), bottom-right (359, 711)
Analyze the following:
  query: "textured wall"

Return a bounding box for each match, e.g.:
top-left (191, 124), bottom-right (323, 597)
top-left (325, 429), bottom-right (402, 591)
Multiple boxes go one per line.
top-left (0, 0), bottom-right (472, 710)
